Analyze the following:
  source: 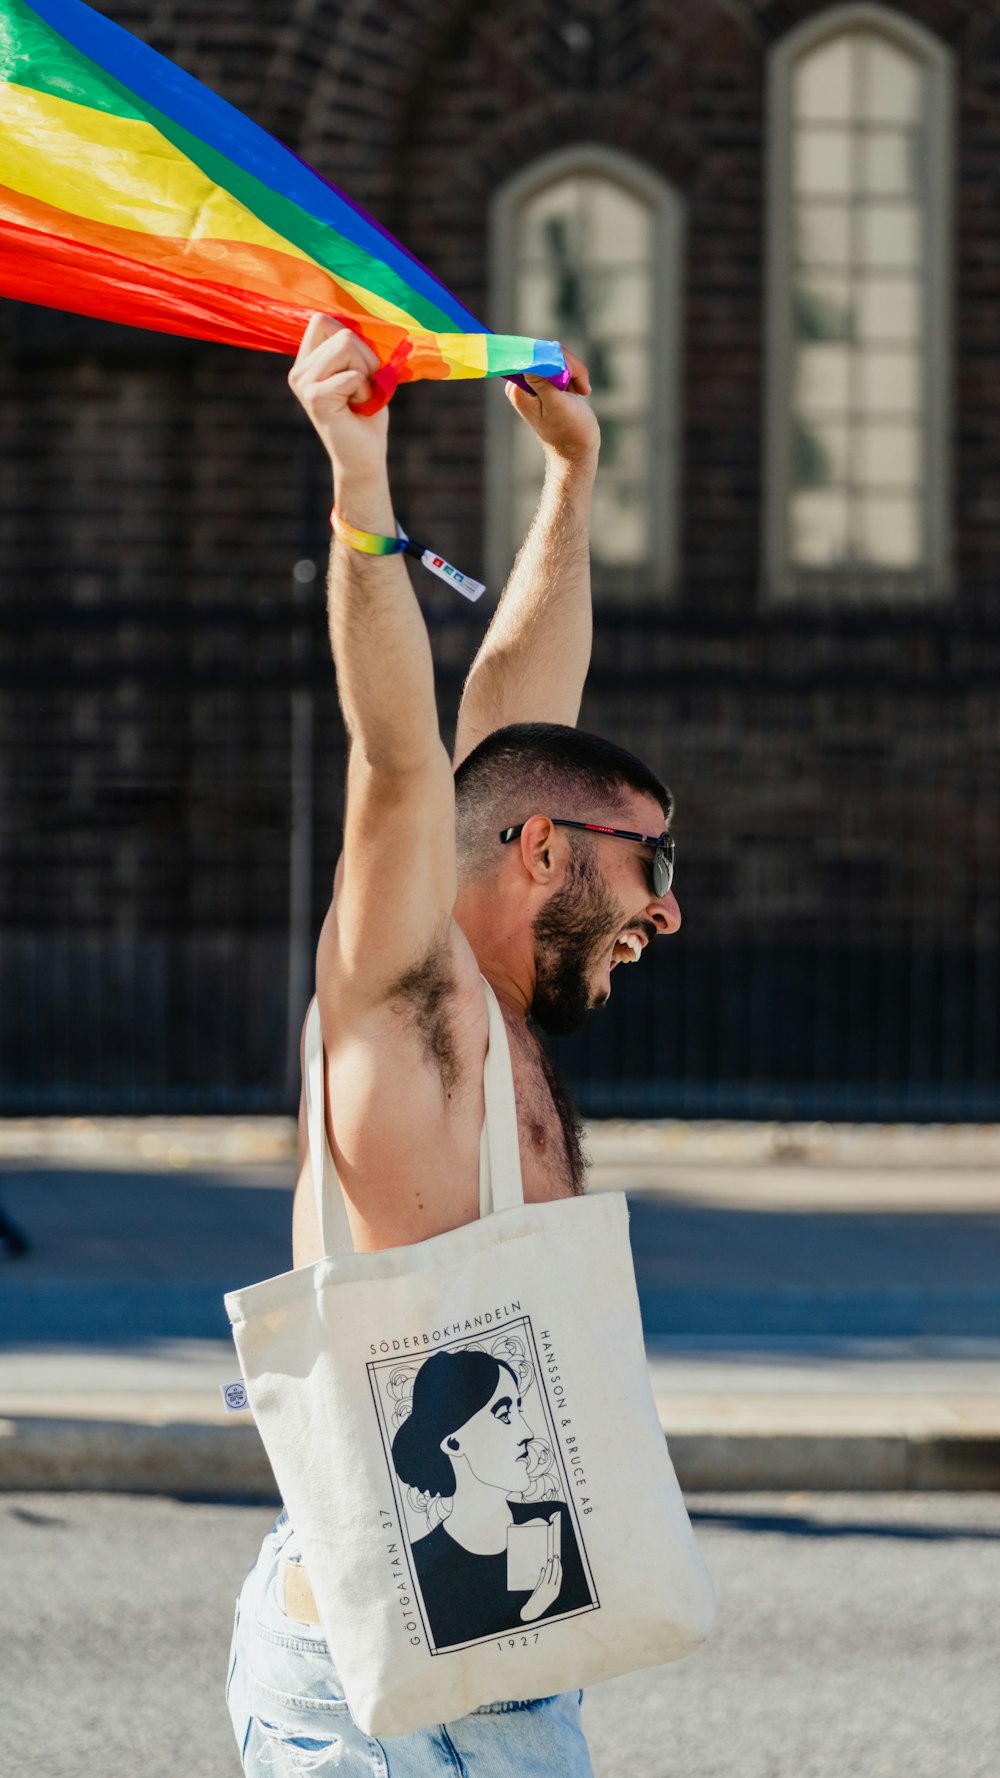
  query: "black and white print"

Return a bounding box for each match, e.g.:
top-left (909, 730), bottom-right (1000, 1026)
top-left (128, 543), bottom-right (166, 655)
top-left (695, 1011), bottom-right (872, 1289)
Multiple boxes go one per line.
top-left (368, 1317), bottom-right (598, 1653)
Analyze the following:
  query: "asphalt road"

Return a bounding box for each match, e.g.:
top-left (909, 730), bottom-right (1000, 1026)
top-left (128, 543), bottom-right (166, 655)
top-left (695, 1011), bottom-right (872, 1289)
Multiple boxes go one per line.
top-left (2, 1492), bottom-right (997, 1778)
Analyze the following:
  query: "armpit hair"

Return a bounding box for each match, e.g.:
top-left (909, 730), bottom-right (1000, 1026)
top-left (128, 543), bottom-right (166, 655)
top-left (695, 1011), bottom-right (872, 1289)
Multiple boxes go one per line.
top-left (390, 941), bottom-right (460, 1093)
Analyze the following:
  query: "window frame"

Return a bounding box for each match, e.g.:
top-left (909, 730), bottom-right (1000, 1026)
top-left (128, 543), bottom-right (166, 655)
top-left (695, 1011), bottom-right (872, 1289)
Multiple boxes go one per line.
top-left (487, 144), bottom-right (684, 599)
top-left (764, 3), bottom-right (955, 603)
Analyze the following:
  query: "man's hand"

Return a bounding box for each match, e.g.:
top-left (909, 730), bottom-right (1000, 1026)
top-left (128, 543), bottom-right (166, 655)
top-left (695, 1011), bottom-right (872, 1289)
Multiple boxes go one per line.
top-left (288, 316), bottom-right (389, 490)
top-left (504, 346), bottom-right (599, 469)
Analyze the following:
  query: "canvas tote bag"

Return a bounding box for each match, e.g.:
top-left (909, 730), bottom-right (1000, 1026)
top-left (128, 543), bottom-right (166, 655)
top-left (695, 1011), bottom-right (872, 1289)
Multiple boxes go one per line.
top-left (224, 980), bottom-right (713, 1737)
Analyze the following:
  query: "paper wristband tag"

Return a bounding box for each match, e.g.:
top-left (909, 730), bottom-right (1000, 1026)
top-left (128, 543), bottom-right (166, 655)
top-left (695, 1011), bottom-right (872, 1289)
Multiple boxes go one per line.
top-left (394, 523), bottom-right (485, 603)
top-left (418, 550), bottom-right (485, 602)
top-left (220, 1380), bottom-right (249, 1413)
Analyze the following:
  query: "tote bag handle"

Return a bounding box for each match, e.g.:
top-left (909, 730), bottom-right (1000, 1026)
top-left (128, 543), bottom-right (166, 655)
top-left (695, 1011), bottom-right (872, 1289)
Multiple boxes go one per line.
top-left (304, 978), bottom-right (524, 1260)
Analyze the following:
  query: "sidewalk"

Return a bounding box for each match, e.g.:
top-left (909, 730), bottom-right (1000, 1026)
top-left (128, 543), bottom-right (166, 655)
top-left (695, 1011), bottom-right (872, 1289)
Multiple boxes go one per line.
top-left (1, 1118), bottom-right (999, 1494)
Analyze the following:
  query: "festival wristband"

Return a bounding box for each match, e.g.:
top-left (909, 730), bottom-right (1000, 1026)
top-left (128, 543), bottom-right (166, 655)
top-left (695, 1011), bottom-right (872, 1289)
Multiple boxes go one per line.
top-left (331, 508), bottom-right (486, 602)
top-left (330, 509), bottom-right (405, 556)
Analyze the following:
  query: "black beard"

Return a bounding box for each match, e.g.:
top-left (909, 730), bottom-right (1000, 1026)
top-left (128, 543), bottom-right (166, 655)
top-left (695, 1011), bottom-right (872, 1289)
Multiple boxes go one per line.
top-left (530, 849), bottom-right (623, 1036)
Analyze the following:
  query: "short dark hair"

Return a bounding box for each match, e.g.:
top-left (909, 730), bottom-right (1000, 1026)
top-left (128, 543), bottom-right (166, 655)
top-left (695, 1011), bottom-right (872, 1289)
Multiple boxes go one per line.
top-left (453, 722), bottom-right (672, 875)
top-left (391, 1349), bottom-right (519, 1499)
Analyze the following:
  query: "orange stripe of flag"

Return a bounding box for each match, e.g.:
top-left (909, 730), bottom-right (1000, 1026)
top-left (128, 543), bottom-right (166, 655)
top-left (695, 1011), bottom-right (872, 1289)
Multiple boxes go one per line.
top-left (0, 178), bottom-right (395, 333)
top-left (0, 201), bottom-right (456, 376)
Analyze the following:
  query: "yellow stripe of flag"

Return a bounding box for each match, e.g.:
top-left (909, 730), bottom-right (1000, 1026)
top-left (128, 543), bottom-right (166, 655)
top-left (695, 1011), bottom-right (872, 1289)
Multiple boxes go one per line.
top-left (0, 82), bottom-right (428, 334)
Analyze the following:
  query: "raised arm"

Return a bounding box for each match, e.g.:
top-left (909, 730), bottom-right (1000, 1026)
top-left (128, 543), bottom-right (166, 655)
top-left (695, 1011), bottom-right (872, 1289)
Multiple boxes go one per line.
top-left (452, 349), bottom-right (600, 767)
top-left (287, 318), bottom-right (456, 1027)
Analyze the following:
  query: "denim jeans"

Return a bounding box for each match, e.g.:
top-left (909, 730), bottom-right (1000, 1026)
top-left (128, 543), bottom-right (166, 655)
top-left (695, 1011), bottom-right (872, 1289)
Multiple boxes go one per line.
top-left (226, 1509), bottom-right (595, 1777)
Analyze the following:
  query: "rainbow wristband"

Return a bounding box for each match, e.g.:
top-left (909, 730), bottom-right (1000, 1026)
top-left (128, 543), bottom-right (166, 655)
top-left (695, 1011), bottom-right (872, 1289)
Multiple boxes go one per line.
top-left (330, 508), bottom-right (406, 556)
top-left (330, 507), bottom-right (486, 603)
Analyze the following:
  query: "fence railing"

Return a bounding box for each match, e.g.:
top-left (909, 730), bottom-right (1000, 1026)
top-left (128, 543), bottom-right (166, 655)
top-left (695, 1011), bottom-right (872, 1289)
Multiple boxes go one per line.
top-left (3, 594), bottom-right (998, 1118)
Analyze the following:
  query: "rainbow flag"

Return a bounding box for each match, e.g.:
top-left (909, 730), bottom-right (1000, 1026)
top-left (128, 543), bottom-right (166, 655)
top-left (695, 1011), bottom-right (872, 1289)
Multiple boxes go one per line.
top-left (0, 0), bottom-right (568, 409)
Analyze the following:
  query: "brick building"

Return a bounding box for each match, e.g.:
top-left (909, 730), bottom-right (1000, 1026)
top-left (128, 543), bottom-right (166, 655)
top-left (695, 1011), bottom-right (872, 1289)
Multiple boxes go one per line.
top-left (1, 0), bottom-right (998, 1115)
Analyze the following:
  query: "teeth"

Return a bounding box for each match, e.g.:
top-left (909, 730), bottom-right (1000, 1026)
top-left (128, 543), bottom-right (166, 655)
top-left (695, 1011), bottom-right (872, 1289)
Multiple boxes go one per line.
top-left (614, 932), bottom-right (642, 964)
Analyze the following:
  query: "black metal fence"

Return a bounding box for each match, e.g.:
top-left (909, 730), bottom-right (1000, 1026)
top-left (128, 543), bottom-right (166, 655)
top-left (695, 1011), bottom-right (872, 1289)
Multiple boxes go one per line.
top-left (3, 591), bottom-right (999, 1118)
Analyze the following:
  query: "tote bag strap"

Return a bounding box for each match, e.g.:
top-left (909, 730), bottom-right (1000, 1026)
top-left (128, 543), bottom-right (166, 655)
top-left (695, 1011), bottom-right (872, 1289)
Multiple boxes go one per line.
top-left (479, 978), bottom-right (526, 1215)
top-left (303, 997), bottom-right (355, 1259)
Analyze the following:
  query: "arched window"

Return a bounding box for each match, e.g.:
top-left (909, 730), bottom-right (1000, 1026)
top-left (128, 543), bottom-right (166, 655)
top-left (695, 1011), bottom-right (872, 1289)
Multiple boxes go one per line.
top-left (488, 147), bottom-right (683, 596)
top-left (765, 6), bottom-right (954, 599)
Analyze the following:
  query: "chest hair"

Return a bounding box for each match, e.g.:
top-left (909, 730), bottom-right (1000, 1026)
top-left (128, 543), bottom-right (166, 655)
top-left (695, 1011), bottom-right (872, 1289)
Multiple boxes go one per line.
top-left (501, 1008), bottom-right (586, 1196)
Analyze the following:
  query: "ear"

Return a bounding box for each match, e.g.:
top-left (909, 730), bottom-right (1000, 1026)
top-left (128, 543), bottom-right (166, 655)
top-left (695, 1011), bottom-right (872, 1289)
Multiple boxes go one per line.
top-left (516, 815), bottom-right (566, 887)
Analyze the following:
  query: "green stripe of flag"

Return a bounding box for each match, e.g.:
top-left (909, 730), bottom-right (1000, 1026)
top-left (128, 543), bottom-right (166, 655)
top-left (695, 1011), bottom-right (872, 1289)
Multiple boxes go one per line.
top-left (3, 0), bottom-right (460, 334)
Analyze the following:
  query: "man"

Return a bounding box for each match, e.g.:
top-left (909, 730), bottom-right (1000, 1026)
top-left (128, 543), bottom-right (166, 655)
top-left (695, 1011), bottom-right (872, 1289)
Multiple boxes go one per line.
top-left (225, 320), bottom-right (680, 1776)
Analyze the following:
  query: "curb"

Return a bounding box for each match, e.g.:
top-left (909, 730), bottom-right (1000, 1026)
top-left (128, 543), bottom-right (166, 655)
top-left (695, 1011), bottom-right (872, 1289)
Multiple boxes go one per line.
top-left (2, 1414), bottom-right (998, 1496)
top-left (0, 1416), bottom-right (276, 1497)
top-left (3, 1116), bottom-right (1000, 1170)
top-left (669, 1431), bottom-right (1000, 1492)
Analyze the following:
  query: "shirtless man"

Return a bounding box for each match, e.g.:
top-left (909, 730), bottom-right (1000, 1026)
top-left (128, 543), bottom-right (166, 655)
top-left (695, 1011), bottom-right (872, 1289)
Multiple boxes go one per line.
top-left (225, 320), bottom-right (680, 1777)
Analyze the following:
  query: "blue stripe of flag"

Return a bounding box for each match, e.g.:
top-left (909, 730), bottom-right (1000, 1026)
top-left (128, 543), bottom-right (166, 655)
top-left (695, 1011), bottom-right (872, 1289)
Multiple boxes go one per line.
top-left (24, 0), bottom-right (486, 334)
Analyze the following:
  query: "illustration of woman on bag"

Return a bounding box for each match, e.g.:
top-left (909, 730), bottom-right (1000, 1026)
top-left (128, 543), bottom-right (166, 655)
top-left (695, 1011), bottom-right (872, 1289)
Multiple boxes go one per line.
top-left (391, 1347), bottom-right (593, 1649)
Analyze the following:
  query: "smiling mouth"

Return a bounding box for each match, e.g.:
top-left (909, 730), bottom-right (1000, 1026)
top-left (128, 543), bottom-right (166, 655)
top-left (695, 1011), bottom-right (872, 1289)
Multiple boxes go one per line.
top-left (611, 930), bottom-right (646, 968)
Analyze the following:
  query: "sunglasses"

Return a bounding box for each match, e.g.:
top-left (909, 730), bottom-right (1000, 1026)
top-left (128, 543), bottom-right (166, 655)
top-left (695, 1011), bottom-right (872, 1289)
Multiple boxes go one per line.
top-left (499, 819), bottom-right (676, 899)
